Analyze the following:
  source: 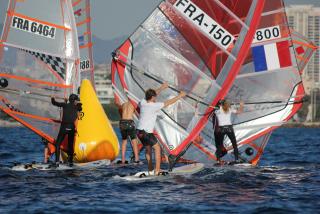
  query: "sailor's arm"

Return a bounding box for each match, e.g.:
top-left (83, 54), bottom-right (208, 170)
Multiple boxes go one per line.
top-left (235, 101), bottom-right (244, 114)
top-left (51, 96), bottom-right (66, 107)
top-left (155, 82), bottom-right (169, 95)
top-left (164, 91), bottom-right (186, 108)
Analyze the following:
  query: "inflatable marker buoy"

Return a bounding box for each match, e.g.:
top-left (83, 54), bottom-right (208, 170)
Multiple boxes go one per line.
top-left (66, 79), bottom-right (119, 163)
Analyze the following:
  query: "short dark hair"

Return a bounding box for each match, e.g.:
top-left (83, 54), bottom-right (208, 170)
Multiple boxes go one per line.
top-left (145, 89), bottom-right (157, 101)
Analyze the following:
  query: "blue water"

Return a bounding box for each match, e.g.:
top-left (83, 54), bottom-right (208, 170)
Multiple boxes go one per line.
top-left (0, 127), bottom-right (319, 213)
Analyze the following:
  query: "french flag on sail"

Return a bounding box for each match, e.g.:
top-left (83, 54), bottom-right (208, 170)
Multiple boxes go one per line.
top-left (252, 41), bottom-right (292, 72)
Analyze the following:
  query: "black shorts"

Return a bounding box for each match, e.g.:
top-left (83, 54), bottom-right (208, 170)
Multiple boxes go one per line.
top-left (119, 120), bottom-right (137, 140)
top-left (137, 129), bottom-right (158, 147)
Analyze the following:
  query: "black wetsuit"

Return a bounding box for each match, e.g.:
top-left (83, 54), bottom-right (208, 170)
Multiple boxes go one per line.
top-left (52, 98), bottom-right (81, 163)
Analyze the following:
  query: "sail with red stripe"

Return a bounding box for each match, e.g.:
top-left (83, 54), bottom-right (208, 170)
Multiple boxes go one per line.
top-left (0, 0), bottom-right (80, 150)
top-left (182, 0), bottom-right (316, 165)
top-left (111, 0), bottom-right (265, 161)
top-left (72, 0), bottom-right (94, 85)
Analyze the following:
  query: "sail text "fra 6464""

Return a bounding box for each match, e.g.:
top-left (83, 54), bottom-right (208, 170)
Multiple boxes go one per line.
top-left (11, 16), bottom-right (56, 39)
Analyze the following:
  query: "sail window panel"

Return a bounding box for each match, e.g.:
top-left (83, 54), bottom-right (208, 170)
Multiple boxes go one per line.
top-left (182, 143), bottom-right (214, 165)
top-left (124, 69), bottom-right (146, 103)
top-left (176, 83), bottom-right (221, 134)
top-left (161, 96), bottom-right (195, 129)
top-left (226, 69), bottom-right (300, 125)
top-left (0, 90), bottom-right (61, 120)
top-left (155, 114), bottom-right (189, 151)
top-left (160, 1), bottom-right (244, 77)
top-left (12, 113), bottom-right (60, 140)
top-left (130, 29), bottom-right (212, 98)
top-left (142, 9), bottom-right (212, 78)
top-left (182, 122), bottom-right (220, 164)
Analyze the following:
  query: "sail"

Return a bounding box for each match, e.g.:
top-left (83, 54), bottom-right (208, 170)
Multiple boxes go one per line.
top-left (182, 0), bottom-right (316, 165)
top-left (0, 0), bottom-right (80, 145)
top-left (111, 0), bottom-right (266, 158)
top-left (291, 30), bottom-right (317, 73)
top-left (72, 0), bottom-right (94, 85)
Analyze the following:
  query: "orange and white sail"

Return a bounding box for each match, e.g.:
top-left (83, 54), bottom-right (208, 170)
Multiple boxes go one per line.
top-left (0, 0), bottom-right (80, 148)
top-left (72, 0), bottom-right (94, 85)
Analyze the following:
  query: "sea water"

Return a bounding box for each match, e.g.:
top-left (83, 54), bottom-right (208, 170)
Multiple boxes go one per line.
top-left (0, 127), bottom-right (319, 213)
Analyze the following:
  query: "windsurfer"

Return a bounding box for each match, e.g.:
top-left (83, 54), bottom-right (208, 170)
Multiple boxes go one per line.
top-left (136, 82), bottom-right (186, 175)
top-left (51, 94), bottom-right (82, 167)
top-left (41, 138), bottom-right (50, 163)
top-left (115, 100), bottom-right (141, 164)
top-left (214, 99), bottom-right (244, 163)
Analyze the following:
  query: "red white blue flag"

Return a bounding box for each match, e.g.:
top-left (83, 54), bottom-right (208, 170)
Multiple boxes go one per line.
top-left (252, 41), bottom-right (292, 72)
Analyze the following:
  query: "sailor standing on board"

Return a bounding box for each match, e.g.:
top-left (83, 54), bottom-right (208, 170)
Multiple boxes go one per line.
top-left (214, 99), bottom-right (244, 163)
top-left (51, 94), bottom-right (82, 167)
top-left (137, 83), bottom-right (186, 176)
top-left (115, 99), bottom-right (141, 165)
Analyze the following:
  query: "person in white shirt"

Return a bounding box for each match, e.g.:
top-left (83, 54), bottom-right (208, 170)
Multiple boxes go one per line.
top-left (214, 99), bottom-right (244, 163)
top-left (137, 83), bottom-right (186, 176)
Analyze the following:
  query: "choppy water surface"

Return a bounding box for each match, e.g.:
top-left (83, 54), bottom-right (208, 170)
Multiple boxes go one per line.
top-left (0, 127), bottom-right (319, 213)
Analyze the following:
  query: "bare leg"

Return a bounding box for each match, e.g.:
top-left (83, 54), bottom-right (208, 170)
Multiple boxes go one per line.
top-left (163, 153), bottom-right (169, 164)
top-left (153, 143), bottom-right (161, 175)
top-left (44, 147), bottom-right (49, 163)
top-left (121, 139), bottom-right (127, 164)
top-left (131, 138), bottom-right (140, 162)
top-left (145, 145), bottom-right (153, 172)
top-left (161, 147), bottom-right (169, 163)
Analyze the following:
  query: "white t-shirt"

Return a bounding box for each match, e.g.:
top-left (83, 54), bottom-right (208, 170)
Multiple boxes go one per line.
top-left (137, 99), bottom-right (164, 133)
top-left (215, 107), bottom-right (237, 126)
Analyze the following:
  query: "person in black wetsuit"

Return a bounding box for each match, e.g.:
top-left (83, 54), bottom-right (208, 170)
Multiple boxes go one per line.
top-left (51, 94), bottom-right (82, 167)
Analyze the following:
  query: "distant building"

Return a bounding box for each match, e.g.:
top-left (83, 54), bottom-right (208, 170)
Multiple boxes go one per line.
top-left (287, 5), bottom-right (320, 85)
top-left (94, 64), bottom-right (113, 104)
top-left (287, 5), bottom-right (320, 121)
